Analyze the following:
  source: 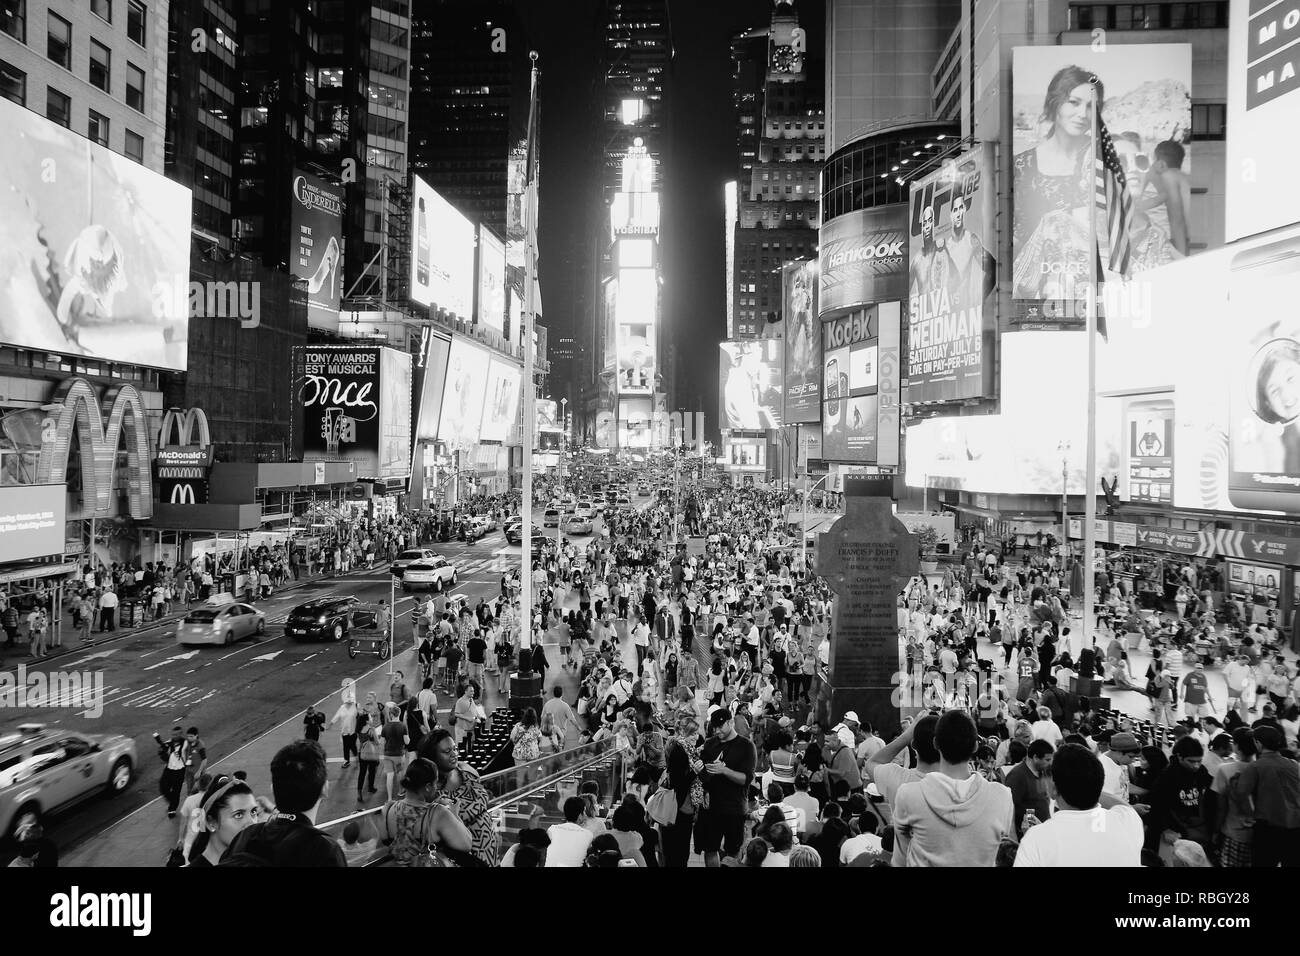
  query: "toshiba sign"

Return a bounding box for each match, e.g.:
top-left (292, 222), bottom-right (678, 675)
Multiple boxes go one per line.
top-left (819, 204), bottom-right (908, 315)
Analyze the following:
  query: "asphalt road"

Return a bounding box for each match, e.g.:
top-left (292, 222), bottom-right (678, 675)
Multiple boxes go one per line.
top-left (0, 521), bottom-right (604, 859)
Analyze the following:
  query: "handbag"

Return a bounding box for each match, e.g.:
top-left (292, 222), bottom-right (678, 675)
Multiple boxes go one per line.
top-left (646, 785), bottom-right (678, 826)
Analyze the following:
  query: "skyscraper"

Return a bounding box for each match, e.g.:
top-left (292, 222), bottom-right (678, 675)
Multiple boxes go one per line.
top-left (730, 0), bottom-right (823, 340)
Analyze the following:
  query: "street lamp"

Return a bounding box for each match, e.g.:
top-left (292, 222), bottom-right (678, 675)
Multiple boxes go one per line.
top-left (1057, 440), bottom-right (1071, 574)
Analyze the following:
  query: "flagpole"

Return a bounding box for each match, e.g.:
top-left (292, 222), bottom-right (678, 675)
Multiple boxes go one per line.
top-left (519, 52), bottom-right (540, 668)
top-left (1080, 78), bottom-right (1101, 661)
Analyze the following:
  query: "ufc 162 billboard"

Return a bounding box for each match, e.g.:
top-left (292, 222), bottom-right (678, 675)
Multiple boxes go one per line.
top-left (906, 145), bottom-right (997, 404)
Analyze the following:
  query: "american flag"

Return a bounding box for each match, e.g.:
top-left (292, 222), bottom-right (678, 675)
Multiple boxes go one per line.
top-left (1095, 115), bottom-right (1134, 277)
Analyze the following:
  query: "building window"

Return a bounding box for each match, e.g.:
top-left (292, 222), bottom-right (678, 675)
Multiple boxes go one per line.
top-left (124, 129), bottom-right (143, 163)
top-left (127, 0), bottom-right (145, 45)
top-left (88, 109), bottom-right (109, 146)
top-left (92, 0), bottom-right (112, 23)
top-left (1191, 102), bottom-right (1226, 140)
top-left (126, 63), bottom-right (145, 111)
top-left (47, 12), bottom-right (72, 70)
top-left (0, 58), bottom-right (24, 105)
top-left (2, 0), bottom-right (24, 42)
top-left (89, 39), bottom-right (111, 92)
top-left (46, 87), bottom-right (70, 127)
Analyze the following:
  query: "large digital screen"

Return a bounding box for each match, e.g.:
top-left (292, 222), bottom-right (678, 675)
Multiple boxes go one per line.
top-left (1011, 44), bottom-right (1193, 328)
top-left (907, 145), bottom-right (997, 403)
top-left (413, 330), bottom-right (452, 442)
top-left (1226, 1), bottom-right (1300, 242)
top-left (378, 348), bottom-right (412, 479)
top-left (727, 438), bottom-right (767, 471)
top-left (818, 205), bottom-right (907, 315)
top-left (438, 338), bottom-right (490, 449)
top-left (480, 358), bottom-right (522, 443)
top-left (1126, 396), bottom-right (1174, 505)
top-left (0, 484), bottom-right (66, 563)
top-left (292, 346), bottom-right (383, 472)
top-left (719, 340), bottom-right (784, 430)
top-left (476, 226), bottom-right (506, 335)
top-left (536, 399), bottom-right (561, 434)
top-left (290, 170), bottom-right (344, 331)
top-left (783, 260), bottom-right (822, 423)
top-left (617, 325), bottom-right (655, 395)
top-left (0, 97), bottom-right (192, 369)
top-left (410, 176), bottom-right (475, 318)
top-left (821, 304), bottom-right (901, 464)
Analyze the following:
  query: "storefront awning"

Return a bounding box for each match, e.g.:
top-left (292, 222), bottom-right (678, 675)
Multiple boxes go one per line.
top-left (0, 562), bottom-right (79, 586)
top-left (943, 502), bottom-right (1000, 520)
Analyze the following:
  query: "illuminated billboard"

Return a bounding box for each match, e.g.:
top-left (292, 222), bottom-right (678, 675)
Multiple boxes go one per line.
top-left (476, 226), bottom-right (506, 335)
top-left (821, 305), bottom-right (902, 464)
top-left (616, 265), bottom-right (657, 396)
top-left (290, 170), bottom-right (344, 331)
top-left (1227, 2), bottom-right (1300, 242)
top-left (1010, 44), bottom-right (1193, 328)
top-left (719, 340), bottom-right (784, 430)
top-left (413, 329), bottom-right (452, 442)
top-left (783, 260), bottom-right (822, 424)
top-left (536, 399), bottom-right (560, 434)
top-left (818, 205), bottom-right (908, 315)
top-left (907, 146), bottom-right (997, 403)
top-left (611, 192), bottom-right (661, 238)
top-left (480, 358), bottom-right (522, 443)
top-left (378, 348), bottom-right (412, 479)
top-left (410, 176), bottom-right (475, 318)
top-left (438, 337), bottom-right (491, 449)
top-left (617, 325), bottom-right (655, 395)
top-left (0, 485), bottom-right (66, 563)
top-left (0, 97), bottom-right (192, 369)
top-left (727, 437), bottom-right (767, 471)
top-left (289, 345), bottom-right (408, 478)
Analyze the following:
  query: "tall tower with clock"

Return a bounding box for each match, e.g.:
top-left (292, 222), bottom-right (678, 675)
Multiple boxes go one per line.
top-left (768, 0), bottom-right (806, 82)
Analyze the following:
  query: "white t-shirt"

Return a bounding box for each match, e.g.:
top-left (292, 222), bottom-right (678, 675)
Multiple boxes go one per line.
top-left (1099, 752), bottom-right (1130, 803)
top-left (1030, 720), bottom-right (1063, 748)
top-left (543, 822), bottom-right (594, 867)
top-left (839, 832), bottom-right (885, 865)
top-left (1013, 806), bottom-right (1143, 867)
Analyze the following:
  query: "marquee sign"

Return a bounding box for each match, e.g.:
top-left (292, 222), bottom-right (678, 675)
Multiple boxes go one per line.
top-left (36, 378), bottom-right (153, 519)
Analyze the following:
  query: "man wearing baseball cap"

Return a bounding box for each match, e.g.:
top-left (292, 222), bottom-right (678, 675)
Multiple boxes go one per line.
top-left (832, 710), bottom-right (860, 751)
top-left (1098, 731), bottom-right (1143, 812)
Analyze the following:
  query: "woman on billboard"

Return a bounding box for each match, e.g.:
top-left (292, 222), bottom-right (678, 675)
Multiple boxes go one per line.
top-left (1243, 337), bottom-right (1300, 474)
top-left (1011, 66), bottom-right (1099, 305)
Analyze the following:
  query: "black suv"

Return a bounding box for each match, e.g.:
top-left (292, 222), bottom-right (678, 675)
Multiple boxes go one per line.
top-left (285, 597), bottom-right (361, 642)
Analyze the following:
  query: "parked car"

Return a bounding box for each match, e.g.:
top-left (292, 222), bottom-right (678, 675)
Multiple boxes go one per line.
top-left (0, 724), bottom-right (137, 840)
top-left (176, 602), bottom-right (266, 646)
top-left (402, 556), bottom-right (458, 592)
top-left (285, 597), bottom-right (361, 642)
top-left (391, 548), bottom-right (440, 576)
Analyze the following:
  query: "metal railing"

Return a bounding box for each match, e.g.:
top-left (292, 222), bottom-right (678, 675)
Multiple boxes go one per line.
top-left (316, 736), bottom-right (628, 866)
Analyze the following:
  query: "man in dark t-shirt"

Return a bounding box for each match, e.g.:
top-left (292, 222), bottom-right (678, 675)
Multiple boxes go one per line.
top-left (696, 708), bottom-right (756, 867)
top-left (466, 632), bottom-right (488, 683)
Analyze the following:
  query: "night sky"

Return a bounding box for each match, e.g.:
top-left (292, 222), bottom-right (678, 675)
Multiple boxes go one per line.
top-left (519, 0), bottom-right (783, 430)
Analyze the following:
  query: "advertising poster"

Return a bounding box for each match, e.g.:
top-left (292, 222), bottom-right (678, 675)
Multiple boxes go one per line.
top-left (378, 348), bottom-right (412, 479)
top-left (617, 324), bottom-right (655, 395)
top-left (289, 170), bottom-right (344, 331)
top-left (784, 259), bottom-right (822, 423)
top-left (1011, 44), bottom-right (1192, 328)
top-left (1226, 1), bottom-right (1300, 242)
top-left (0, 485), bottom-right (66, 563)
top-left (727, 438), bottom-right (767, 471)
top-left (818, 205), bottom-right (907, 315)
top-left (820, 306), bottom-right (901, 464)
top-left (536, 399), bottom-right (559, 434)
top-left (907, 145), bottom-right (997, 402)
top-left (1225, 235), bottom-right (1300, 514)
top-left (0, 97), bottom-right (192, 369)
top-left (292, 346), bottom-right (382, 474)
top-left (413, 329), bottom-right (452, 442)
top-left (797, 427), bottom-right (823, 467)
top-left (719, 340), bottom-right (784, 430)
top-left (480, 358), bottom-right (522, 443)
top-left (409, 176), bottom-right (475, 318)
top-left (438, 338), bottom-right (490, 449)
top-left (476, 225), bottom-right (506, 335)
top-left (1126, 395), bottom-right (1174, 505)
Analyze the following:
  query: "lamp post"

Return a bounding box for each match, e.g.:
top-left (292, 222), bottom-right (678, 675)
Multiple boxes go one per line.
top-left (1057, 440), bottom-right (1071, 575)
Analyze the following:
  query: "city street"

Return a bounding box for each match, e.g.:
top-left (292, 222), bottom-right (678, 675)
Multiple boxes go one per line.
top-left (0, 525), bottom-right (585, 860)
